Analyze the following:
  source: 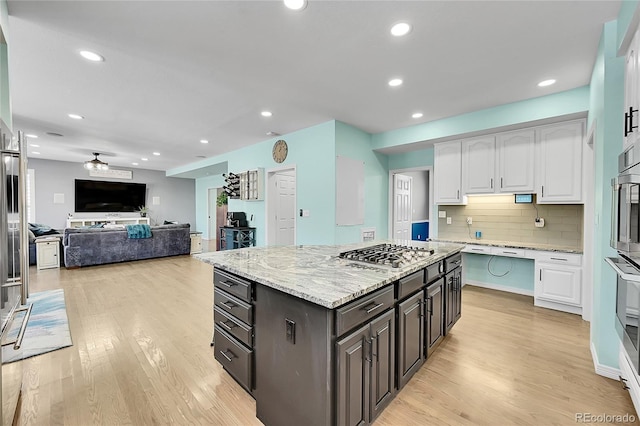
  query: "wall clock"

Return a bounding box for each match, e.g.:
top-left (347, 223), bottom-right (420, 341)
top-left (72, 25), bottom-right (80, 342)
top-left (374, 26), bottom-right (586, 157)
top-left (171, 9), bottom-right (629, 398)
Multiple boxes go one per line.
top-left (272, 139), bottom-right (288, 163)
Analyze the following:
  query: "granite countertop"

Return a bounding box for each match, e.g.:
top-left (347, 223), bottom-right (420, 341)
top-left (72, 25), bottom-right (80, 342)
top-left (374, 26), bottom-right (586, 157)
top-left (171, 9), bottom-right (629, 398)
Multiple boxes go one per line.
top-left (195, 240), bottom-right (464, 309)
top-left (430, 238), bottom-right (582, 254)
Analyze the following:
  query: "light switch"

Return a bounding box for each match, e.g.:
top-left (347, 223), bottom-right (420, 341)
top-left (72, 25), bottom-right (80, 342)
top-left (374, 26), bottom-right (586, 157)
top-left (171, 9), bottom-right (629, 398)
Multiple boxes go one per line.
top-left (447, 217), bottom-right (452, 225)
top-left (302, 210), bottom-right (310, 217)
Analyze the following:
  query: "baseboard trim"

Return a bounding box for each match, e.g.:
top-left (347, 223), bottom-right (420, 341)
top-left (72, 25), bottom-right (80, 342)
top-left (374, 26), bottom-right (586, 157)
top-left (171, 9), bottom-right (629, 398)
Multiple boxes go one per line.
top-left (465, 280), bottom-right (534, 297)
top-left (591, 341), bottom-right (621, 380)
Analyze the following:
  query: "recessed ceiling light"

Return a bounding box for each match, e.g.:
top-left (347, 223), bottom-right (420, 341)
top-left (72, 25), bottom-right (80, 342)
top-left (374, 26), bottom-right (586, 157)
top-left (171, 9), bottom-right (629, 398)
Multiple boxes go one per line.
top-left (68, 113), bottom-right (84, 120)
top-left (153, 152), bottom-right (160, 156)
top-left (32, 151), bottom-right (40, 155)
top-left (538, 79), bottom-right (556, 87)
top-left (388, 78), bottom-right (403, 87)
top-left (45, 132), bottom-right (63, 137)
top-left (284, 0), bottom-right (307, 11)
top-left (390, 22), bottom-right (412, 37)
top-left (200, 139), bottom-right (209, 144)
top-left (132, 162), bottom-right (139, 166)
top-left (261, 111), bottom-right (273, 117)
top-left (412, 112), bottom-right (423, 119)
top-left (25, 133), bottom-right (38, 139)
top-left (79, 50), bottom-right (105, 62)
top-left (141, 158), bottom-right (148, 161)
top-left (30, 144), bottom-right (40, 148)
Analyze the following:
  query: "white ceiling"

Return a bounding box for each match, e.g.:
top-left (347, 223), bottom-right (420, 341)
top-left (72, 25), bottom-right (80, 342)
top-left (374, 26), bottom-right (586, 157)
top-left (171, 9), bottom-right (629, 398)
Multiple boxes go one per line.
top-left (6, 0), bottom-right (621, 173)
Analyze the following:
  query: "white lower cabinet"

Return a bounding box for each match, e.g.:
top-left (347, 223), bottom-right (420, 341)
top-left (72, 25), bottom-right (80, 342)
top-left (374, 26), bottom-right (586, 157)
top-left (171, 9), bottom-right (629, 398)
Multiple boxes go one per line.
top-left (534, 252), bottom-right (582, 315)
top-left (36, 237), bottom-right (60, 270)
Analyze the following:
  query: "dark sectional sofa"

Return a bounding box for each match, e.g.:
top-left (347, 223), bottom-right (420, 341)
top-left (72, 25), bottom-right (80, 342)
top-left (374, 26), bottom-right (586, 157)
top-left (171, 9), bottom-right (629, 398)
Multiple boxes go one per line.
top-left (63, 223), bottom-right (191, 268)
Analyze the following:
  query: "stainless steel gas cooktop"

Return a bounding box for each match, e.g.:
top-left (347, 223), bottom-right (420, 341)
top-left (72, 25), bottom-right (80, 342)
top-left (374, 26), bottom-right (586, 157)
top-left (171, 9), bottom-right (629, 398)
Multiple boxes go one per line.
top-left (338, 243), bottom-right (435, 268)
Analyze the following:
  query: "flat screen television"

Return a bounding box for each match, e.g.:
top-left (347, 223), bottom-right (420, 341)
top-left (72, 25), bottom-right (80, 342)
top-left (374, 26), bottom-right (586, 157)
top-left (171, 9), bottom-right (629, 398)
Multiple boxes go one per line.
top-left (75, 179), bottom-right (146, 213)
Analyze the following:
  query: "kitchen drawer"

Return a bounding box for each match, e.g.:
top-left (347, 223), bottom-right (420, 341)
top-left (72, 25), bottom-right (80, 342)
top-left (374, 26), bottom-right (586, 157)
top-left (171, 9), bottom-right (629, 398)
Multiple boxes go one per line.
top-left (445, 253), bottom-right (462, 272)
top-left (214, 288), bottom-right (253, 325)
top-left (491, 247), bottom-right (526, 258)
top-left (397, 270), bottom-right (424, 300)
top-left (425, 261), bottom-right (444, 285)
top-left (534, 251), bottom-right (582, 266)
top-left (335, 285), bottom-right (394, 336)
top-left (462, 245), bottom-right (492, 254)
top-left (214, 306), bottom-right (253, 348)
top-left (214, 328), bottom-right (253, 392)
top-left (214, 268), bottom-right (252, 302)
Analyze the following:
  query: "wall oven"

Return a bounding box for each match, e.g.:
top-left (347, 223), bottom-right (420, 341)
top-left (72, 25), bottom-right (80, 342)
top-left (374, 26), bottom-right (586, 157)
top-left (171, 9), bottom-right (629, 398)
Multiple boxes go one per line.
top-left (608, 141), bottom-right (640, 372)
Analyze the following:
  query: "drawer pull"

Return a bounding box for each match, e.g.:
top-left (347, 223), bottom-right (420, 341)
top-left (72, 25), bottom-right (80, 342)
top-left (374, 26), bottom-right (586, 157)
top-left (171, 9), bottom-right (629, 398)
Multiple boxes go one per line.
top-left (221, 301), bottom-right (237, 310)
top-left (619, 375), bottom-right (630, 390)
top-left (362, 302), bottom-right (384, 314)
top-left (219, 320), bottom-right (236, 331)
top-left (550, 257), bottom-right (567, 261)
top-left (220, 280), bottom-right (236, 288)
top-left (471, 248), bottom-right (484, 251)
top-left (503, 251), bottom-right (517, 255)
top-left (219, 349), bottom-right (235, 362)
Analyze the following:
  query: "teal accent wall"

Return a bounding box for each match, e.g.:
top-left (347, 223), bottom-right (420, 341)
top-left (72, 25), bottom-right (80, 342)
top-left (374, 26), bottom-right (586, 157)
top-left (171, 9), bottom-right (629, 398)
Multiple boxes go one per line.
top-left (618, 0), bottom-right (639, 50)
top-left (464, 254), bottom-right (534, 292)
top-left (371, 87), bottom-right (590, 150)
top-left (590, 20), bottom-right (625, 368)
top-left (171, 121), bottom-right (337, 246)
top-left (334, 121), bottom-right (388, 244)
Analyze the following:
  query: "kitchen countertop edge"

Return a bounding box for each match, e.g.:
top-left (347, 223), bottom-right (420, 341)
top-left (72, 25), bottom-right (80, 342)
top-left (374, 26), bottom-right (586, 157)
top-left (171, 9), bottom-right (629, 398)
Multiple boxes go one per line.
top-left (430, 238), bottom-right (582, 254)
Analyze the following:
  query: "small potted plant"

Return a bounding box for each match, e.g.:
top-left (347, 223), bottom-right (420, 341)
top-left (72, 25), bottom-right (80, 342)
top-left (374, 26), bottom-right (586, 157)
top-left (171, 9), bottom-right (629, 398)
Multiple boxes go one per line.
top-left (138, 206), bottom-right (149, 217)
top-left (217, 192), bottom-right (228, 207)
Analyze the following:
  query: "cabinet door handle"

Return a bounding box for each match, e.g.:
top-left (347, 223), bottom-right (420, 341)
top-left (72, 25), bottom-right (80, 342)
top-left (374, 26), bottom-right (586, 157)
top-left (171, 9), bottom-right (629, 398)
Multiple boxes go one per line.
top-left (219, 320), bottom-right (236, 331)
top-left (430, 297), bottom-right (434, 316)
top-left (503, 251), bottom-right (517, 255)
top-left (221, 301), bottom-right (237, 310)
top-left (490, 178), bottom-right (493, 189)
top-left (362, 302), bottom-right (384, 314)
top-left (219, 349), bottom-right (235, 362)
top-left (371, 335), bottom-right (377, 360)
top-left (501, 177), bottom-right (503, 188)
top-left (550, 257), bottom-right (568, 261)
top-left (620, 375), bottom-right (630, 390)
top-left (364, 337), bottom-right (372, 363)
top-left (219, 280), bottom-right (236, 288)
top-left (539, 269), bottom-right (542, 281)
top-left (418, 299), bottom-right (424, 318)
top-left (541, 185), bottom-right (544, 197)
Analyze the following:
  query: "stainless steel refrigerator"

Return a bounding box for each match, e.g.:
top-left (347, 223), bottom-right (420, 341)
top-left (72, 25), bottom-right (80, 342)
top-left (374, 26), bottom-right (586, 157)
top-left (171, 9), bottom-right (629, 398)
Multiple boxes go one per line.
top-left (1, 126), bottom-right (31, 425)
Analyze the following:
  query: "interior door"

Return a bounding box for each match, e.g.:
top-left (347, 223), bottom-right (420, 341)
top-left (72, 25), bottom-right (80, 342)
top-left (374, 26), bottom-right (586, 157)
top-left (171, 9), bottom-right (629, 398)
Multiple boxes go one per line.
top-left (393, 174), bottom-right (412, 241)
top-left (208, 188), bottom-right (218, 240)
top-left (274, 171), bottom-right (296, 246)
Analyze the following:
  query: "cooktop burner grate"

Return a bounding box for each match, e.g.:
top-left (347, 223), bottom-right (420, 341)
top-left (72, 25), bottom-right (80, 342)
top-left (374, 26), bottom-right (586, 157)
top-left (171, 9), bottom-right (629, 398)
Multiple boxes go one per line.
top-left (338, 244), bottom-right (435, 268)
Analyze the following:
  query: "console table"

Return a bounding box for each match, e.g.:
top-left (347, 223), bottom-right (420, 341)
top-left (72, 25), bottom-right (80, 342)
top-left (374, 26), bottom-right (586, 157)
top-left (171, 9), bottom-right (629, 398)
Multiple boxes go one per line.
top-left (66, 217), bottom-right (150, 228)
top-left (219, 227), bottom-right (256, 251)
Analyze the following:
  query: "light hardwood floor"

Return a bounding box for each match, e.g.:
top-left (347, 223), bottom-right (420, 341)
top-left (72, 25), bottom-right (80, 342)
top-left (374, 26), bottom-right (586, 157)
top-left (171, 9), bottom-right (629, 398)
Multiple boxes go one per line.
top-left (16, 256), bottom-right (638, 425)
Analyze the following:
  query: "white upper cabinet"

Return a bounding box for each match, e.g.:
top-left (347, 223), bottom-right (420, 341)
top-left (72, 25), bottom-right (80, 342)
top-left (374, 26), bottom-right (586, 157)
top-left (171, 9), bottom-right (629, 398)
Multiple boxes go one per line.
top-left (496, 130), bottom-right (535, 193)
top-left (625, 29), bottom-right (640, 150)
top-left (461, 136), bottom-right (495, 194)
top-left (434, 141), bottom-right (465, 204)
top-left (536, 121), bottom-right (584, 204)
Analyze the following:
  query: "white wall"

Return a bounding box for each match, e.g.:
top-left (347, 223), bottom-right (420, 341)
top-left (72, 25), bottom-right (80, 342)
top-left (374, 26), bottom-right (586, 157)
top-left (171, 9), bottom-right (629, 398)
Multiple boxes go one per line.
top-left (29, 158), bottom-right (196, 229)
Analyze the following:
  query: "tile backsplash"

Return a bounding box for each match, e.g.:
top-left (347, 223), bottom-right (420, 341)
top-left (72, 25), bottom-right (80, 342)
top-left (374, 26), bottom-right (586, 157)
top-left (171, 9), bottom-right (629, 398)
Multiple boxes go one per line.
top-left (437, 194), bottom-right (583, 250)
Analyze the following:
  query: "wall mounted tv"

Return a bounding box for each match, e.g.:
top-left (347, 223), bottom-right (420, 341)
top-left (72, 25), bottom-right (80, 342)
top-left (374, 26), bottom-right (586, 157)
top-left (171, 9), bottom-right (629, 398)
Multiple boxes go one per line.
top-left (75, 179), bottom-right (146, 213)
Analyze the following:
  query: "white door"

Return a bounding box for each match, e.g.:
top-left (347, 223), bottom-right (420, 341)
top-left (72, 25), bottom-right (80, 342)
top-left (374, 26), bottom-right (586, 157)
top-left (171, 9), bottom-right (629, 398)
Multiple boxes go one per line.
top-left (208, 188), bottom-right (217, 240)
top-left (274, 171), bottom-right (296, 245)
top-left (393, 174), bottom-right (412, 241)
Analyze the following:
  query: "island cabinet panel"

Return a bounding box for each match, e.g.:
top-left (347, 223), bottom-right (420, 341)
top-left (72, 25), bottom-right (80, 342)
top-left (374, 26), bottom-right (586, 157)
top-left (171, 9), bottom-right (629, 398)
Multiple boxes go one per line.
top-left (426, 279), bottom-right (445, 357)
top-left (397, 291), bottom-right (424, 390)
top-left (255, 284), bottom-right (334, 426)
top-left (336, 309), bottom-right (395, 426)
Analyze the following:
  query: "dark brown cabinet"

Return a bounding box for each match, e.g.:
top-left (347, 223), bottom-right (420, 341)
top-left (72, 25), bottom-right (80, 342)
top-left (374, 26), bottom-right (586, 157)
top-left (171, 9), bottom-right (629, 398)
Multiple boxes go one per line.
top-left (397, 291), bottom-right (424, 389)
top-left (336, 309), bottom-right (395, 426)
top-left (425, 279), bottom-right (444, 356)
top-left (445, 254), bottom-right (462, 335)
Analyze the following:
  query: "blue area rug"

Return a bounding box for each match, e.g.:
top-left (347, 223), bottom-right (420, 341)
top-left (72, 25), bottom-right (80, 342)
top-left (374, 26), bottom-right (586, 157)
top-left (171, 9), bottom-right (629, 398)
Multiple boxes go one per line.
top-left (2, 289), bottom-right (72, 363)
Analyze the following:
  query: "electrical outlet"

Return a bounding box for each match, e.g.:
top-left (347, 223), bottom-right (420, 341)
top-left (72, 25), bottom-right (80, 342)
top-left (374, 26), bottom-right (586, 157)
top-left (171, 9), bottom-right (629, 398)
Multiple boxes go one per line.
top-left (447, 217), bottom-right (452, 225)
top-left (535, 217), bottom-right (545, 228)
top-left (439, 211), bottom-right (446, 218)
top-left (466, 217), bottom-right (472, 225)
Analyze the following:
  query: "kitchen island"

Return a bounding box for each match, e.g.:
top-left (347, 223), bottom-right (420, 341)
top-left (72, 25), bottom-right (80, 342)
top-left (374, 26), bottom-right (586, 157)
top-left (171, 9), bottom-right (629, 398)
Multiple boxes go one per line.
top-left (196, 240), bottom-right (464, 426)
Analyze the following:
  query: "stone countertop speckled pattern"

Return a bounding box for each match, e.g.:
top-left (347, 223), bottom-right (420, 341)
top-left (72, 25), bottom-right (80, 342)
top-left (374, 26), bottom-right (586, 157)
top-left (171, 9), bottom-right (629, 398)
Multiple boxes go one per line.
top-left (195, 240), bottom-right (464, 309)
top-left (430, 238), bottom-right (582, 254)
